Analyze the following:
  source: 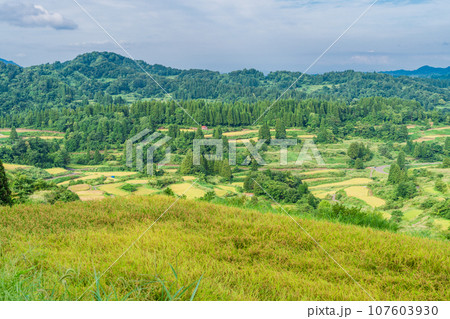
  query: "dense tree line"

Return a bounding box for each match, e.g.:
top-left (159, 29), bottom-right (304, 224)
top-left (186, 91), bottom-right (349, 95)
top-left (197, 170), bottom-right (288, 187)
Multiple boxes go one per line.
top-left (0, 137), bottom-right (70, 168)
top-left (243, 170), bottom-right (314, 204)
top-left (1, 96), bottom-right (447, 153)
top-left (1, 52), bottom-right (450, 113)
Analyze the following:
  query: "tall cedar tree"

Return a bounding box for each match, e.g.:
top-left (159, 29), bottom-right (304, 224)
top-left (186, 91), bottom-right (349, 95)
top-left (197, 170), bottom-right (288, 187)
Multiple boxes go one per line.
top-left (388, 163), bottom-right (404, 184)
top-left (397, 151), bottom-right (406, 170)
top-left (0, 160), bottom-right (12, 206)
top-left (180, 149), bottom-right (194, 174)
top-left (275, 119), bottom-right (286, 139)
top-left (10, 126), bottom-right (18, 141)
top-left (213, 127), bottom-right (223, 139)
top-left (258, 123), bottom-right (271, 143)
top-left (219, 160), bottom-right (232, 181)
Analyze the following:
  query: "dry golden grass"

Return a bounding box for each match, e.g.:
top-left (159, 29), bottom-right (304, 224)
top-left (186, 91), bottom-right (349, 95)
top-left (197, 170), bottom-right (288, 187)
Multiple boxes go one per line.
top-left (182, 175), bottom-right (197, 181)
top-left (310, 178), bottom-right (372, 189)
top-left (344, 186), bottom-right (386, 208)
top-left (44, 167), bottom-right (68, 175)
top-left (0, 196), bottom-right (448, 300)
top-left (232, 182), bottom-right (244, 188)
top-left (169, 183), bottom-right (206, 199)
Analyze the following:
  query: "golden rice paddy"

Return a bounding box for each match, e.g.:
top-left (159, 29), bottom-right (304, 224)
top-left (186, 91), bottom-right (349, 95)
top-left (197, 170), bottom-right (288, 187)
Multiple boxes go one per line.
top-left (3, 163), bottom-right (29, 170)
top-left (168, 183), bottom-right (206, 199)
top-left (344, 186), bottom-right (386, 208)
top-left (68, 184), bottom-right (91, 192)
top-left (125, 179), bottom-right (149, 184)
top-left (44, 167), bottom-right (69, 175)
top-left (76, 190), bottom-right (106, 201)
top-left (299, 169), bottom-right (337, 176)
top-left (310, 178), bottom-right (372, 189)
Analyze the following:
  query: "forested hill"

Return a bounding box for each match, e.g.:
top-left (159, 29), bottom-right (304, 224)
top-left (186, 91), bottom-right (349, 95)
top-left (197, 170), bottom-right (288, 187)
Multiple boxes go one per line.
top-left (0, 58), bottom-right (19, 67)
top-left (383, 66), bottom-right (450, 79)
top-left (1, 51), bottom-right (449, 113)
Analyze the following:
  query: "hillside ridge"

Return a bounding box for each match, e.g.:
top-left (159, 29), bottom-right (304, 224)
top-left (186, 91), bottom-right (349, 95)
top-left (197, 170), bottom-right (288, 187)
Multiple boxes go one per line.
top-left (0, 195), bottom-right (448, 300)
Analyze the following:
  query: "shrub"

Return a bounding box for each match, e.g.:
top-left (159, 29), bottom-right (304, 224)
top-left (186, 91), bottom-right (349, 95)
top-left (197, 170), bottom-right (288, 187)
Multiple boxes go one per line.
top-left (314, 203), bottom-right (398, 231)
top-left (121, 184), bottom-right (138, 193)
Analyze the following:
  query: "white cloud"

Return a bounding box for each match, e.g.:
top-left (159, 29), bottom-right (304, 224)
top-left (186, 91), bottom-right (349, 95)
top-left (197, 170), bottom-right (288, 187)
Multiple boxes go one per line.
top-left (0, 2), bottom-right (77, 30)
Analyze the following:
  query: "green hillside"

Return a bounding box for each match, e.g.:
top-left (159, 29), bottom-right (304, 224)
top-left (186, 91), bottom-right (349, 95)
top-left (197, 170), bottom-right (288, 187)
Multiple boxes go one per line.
top-left (1, 195), bottom-right (448, 301)
top-left (1, 51), bottom-right (449, 112)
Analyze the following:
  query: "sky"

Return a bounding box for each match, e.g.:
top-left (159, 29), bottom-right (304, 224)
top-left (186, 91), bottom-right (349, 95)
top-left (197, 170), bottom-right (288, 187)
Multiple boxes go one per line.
top-left (0, 0), bottom-right (449, 73)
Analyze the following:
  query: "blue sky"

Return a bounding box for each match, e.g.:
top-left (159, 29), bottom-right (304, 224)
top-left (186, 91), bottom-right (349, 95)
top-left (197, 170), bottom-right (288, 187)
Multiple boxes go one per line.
top-left (0, 0), bottom-right (448, 73)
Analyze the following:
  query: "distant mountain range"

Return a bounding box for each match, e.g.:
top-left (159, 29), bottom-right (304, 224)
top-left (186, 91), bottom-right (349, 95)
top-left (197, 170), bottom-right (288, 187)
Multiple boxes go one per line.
top-left (0, 58), bottom-right (20, 67)
top-left (383, 66), bottom-right (450, 79)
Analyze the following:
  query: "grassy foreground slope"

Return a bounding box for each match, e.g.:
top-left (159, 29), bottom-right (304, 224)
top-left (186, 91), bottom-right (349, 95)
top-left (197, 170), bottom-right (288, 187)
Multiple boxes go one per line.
top-left (0, 195), bottom-right (449, 301)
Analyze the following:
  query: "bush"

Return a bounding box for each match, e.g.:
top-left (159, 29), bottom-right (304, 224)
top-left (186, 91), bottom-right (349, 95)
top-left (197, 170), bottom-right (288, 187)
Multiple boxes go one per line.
top-left (434, 179), bottom-right (447, 193)
top-left (163, 187), bottom-right (174, 196)
top-left (314, 203), bottom-right (398, 231)
top-left (395, 181), bottom-right (417, 199)
top-left (121, 183), bottom-right (138, 193)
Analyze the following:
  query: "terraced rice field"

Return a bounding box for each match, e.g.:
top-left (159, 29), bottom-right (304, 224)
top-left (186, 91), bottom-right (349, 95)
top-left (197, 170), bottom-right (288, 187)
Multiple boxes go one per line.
top-left (168, 183), bottom-right (206, 199)
top-left (344, 186), bottom-right (386, 208)
top-left (67, 184), bottom-right (106, 201)
top-left (76, 190), bottom-right (106, 201)
top-left (414, 135), bottom-right (447, 142)
top-left (68, 184), bottom-right (91, 192)
top-left (133, 187), bottom-right (159, 196)
top-left (3, 163), bottom-right (29, 170)
top-left (433, 218), bottom-right (450, 230)
top-left (44, 167), bottom-right (69, 175)
top-left (299, 169), bottom-right (337, 176)
top-left (311, 191), bottom-right (335, 199)
top-left (214, 185), bottom-right (237, 196)
top-left (214, 188), bottom-right (228, 196)
top-left (98, 183), bottom-right (129, 196)
top-left (403, 208), bottom-right (423, 221)
top-left (126, 179), bottom-right (149, 184)
top-left (310, 178), bottom-right (372, 189)
top-left (302, 177), bottom-right (330, 183)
